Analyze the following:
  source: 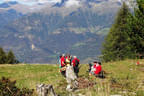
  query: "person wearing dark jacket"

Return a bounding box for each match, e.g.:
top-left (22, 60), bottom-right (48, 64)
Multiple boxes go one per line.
top-left (72, 56), bottom-right (80, 77)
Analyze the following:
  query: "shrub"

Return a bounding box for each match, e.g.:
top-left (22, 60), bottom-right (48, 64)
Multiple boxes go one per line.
top-left (0, 77), bottom-right (34, 96)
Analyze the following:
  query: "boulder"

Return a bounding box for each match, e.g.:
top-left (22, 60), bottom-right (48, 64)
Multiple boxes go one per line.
top-left (36, 84), bottom-right (58, 96)
top-left (66, 65), bottom-right (78, 92)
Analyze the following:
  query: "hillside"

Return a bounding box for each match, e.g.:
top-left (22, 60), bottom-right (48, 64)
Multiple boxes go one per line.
top-left (0, 9), bottom-right (110, 63)
top-left (0, 0), bottom-right (124, 63)
top-left (0, 9), bottom-right (23, 28)
top-left (0, 59), bottom-right (144, 96)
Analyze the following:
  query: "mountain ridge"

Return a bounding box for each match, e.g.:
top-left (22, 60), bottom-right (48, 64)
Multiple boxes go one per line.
top-left (0, 0), bottom-right (123, 63)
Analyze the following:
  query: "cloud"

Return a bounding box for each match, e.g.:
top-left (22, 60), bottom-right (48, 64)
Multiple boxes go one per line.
top-left (3, 0), bottom-right (36, 5)
top-left (36, 0), bottom-right (61, 4)
top-left (3, 0), bottom-right (61, 3)
top-left (65, 0), bottom-right (80, 7)
top-left (3, 0), bottom-right (62, 5)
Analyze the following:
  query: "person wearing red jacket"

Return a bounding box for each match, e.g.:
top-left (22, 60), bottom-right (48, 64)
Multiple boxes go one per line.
top-left (60, 55), bottom-right (65, 67)
top-left (72, 56), bottom-right (80, 77)
top-left (93, 62), bottom-right (102, 75)
top-left (60, 54), bottom-right (66, 77)
top-left (89, 61), bottom-right (102, 77)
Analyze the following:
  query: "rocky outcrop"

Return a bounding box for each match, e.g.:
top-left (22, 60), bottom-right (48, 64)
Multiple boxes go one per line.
top-left (36, 84), bottom-right (58, 96)
top-left (66, 65), bottom-right (78, 92)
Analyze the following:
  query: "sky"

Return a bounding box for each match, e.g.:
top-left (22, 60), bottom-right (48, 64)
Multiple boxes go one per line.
top-left (0, 0), bottom-right (81, 6)
top-left (0, 0), bottom-right (62, 5)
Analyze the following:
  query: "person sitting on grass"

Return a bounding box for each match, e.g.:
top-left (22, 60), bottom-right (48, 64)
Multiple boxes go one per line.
top-left (89, 61), bottom-right (102, 77)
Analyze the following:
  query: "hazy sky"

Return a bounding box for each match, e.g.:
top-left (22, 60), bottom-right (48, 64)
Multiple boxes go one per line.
top-left (0, 0), bottom-right (81, 7)
top-left (0, 0), bottom-right (35, 5)
top-left (0, 0), bottom-right (62, 5)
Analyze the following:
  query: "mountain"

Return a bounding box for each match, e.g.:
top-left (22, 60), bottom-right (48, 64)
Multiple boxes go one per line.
top-left (0, 0), bottom-right (123, 63)
top-left (0, 1), bottom-right (24, 28)
top-left (0, 9), bottom-right (23, 28)
top-left (0, 1), bottom-right (18, 8)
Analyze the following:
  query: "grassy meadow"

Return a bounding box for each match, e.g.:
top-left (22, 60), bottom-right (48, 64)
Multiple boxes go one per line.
top-left (0, 59), bottom-right (144, 96)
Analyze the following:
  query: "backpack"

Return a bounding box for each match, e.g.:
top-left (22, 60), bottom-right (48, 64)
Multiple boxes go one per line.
top-left (75, 59), bottom-right (79, 67)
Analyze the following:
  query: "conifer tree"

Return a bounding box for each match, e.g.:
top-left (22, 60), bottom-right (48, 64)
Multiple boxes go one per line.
top-left (131, 0), bottom-right (144, 58)
top-left (102, 2), bottom-right (135, 62)
top-left (0, 47), bottom-right (7, 64)
top-left (7, 50), bottom-right (17, 64)
top-left (137, 0), bottom-right (144, 14)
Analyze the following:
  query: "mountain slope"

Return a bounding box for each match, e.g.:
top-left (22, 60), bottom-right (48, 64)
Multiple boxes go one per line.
top-left (0, 9), bottom-right (23, 28)
top-left (0, 1), bottom-right (18, 8)
top-left (0, 0), bottom-right (123, 63)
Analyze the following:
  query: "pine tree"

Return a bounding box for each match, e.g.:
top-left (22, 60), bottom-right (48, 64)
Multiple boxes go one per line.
top-left (131, 0), bottom-right (144, 58)
top-left (7, 50), bottom-right (17, 64)
top-left (0, 47), bottom-right (7, 64)
top-left (102, 3), bottom-right (135, 62)
top-left (137, 0), bottom-right (144, 14)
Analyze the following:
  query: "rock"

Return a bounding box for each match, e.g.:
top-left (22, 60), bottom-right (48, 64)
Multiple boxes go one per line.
top-left (66, 84), bottom-right (73, 92)
top-left (66, 65), bottom-right (77, 83)
top-left (36, 84), bottom-right (58, 96)
top-left (66, 65), bottom-right (78, 92)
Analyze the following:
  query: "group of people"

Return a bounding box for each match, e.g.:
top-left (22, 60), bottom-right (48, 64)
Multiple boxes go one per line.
top-left (58, 54), bottom-right (80, 77)
top-left (58, 54), bottom-right (103, 78)
top-left (88, 61), bottom-right (103, 77)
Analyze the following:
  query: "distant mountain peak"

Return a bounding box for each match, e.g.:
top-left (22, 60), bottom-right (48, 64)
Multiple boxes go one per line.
top-left (0, 1), bottom-right (18, 8)
top-left (7, 1), bottom-right (18, 5)
top-left (53, 0), bottom-right (67, 7)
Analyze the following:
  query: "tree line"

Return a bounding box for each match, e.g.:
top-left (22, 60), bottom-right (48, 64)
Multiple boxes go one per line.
top-left (0, 47), bottom-right (19, 64)
top-left (102, 0), bottom-right (144, 62)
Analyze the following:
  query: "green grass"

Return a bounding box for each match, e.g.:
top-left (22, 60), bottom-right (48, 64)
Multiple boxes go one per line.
top-left (0, 59), bottom-right (144, 96)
